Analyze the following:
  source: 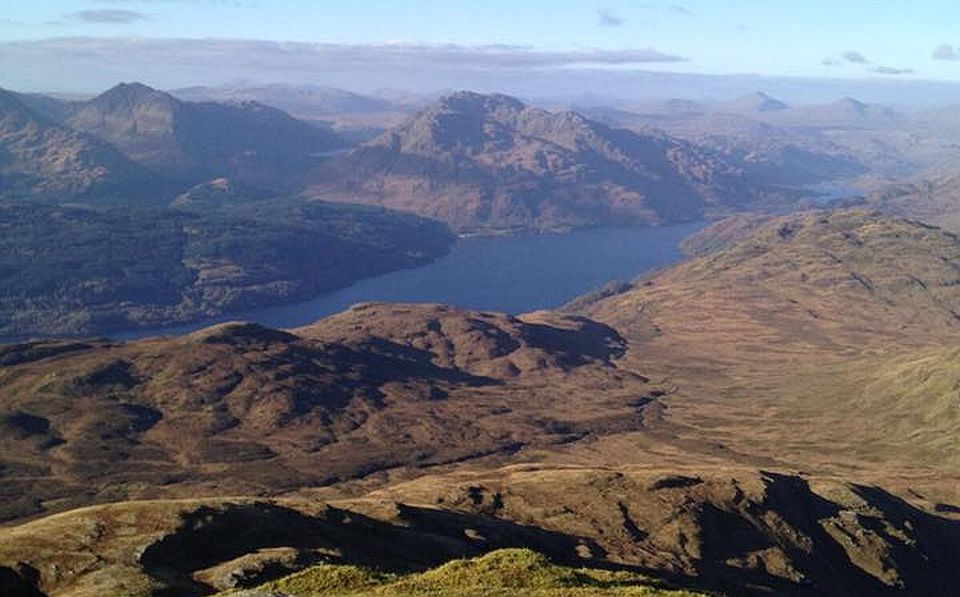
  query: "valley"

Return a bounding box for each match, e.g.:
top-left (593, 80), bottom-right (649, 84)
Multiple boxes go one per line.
top-left (110, 220), bottom-right (705, 342)
top-left (8, 71), bottom-right (960, 597)
top-left (6, 209), bottom-right (960, 595)
top-left (4, 81), bottom-right (950, 340)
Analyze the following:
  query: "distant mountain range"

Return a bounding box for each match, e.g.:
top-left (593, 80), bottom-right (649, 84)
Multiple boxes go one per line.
top-left (6, 82), bottom-right (950, 229)
top-left (12, 80), bottom-right (960, 336)
top-left (171, 83), bottom-right (412, 118)
top-left (65, 82), bottom-right (345, 189)
top-left (1, 82), bottom-right (347, 200)
top-left (715, 90), bottom-right (789, 113)
top-left (170, 83), bottom-right (422, 144)
top-left (310, 91), bottom-right (775, 233)
top-left (0, 82), bottom-right (456, 338)
top-left (624, 91), bottom-right (899, 121)
top-left (582, 91), bottom-right (960, 184)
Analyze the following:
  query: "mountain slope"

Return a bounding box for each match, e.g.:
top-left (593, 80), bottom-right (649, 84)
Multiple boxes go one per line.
top-left (583, 209), bottom-right (960, 354)
top-left (0, 303), bottom-right (635, 522)
top-left (863, 172), bottom-right (960, 233)
top-left (5, 467), bottom-right (960, 597)
top-left (14, 92), bottom-right (73, 123)
top-left (780, 97), bottom-right (899, 126)
top-left (311, 91), bottom-right (765, 233)
top-left (580, 105), bottom-right (869, 186)
top-left (358, 466), bottom-right (960, 597)
top-left (0, 200), bottom-right (452, 338)
top-left (8, 211), bottom-right (960, 596)
top-left (171, 83), bottom-right (416, 143)
top-left (172, 83), bottom-right (401, 118)
top-left (714, 91), bottom-right (789, 113)
top-left (0, 88), bottom-right (157, 201)
top-left (571, 209), bottom-right (960, 481)
top-left (7, 211), bottom-right (960, 520)
top-left (66, 82), bottom-right (344, 189)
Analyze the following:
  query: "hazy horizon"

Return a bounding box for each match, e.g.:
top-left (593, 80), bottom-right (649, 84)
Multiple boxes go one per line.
top-left (13, 65), bottom-right (960, 110)
top-left (5, 1), bottom-right (960, 106)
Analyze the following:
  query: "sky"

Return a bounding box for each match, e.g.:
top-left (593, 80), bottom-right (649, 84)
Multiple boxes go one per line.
top-left (3, 0), bottom-right (960, 100)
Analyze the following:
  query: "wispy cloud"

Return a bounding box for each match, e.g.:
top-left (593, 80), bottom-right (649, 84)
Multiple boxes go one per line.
top-left (871, 65), bottom-right (913, 75)
top-left (62, 9), bottom-right (148, 24)
top-left (842, 51), bottom-right (869, 64)
top-left (933, 43), bottom-right (958, 61)
top-left (821, 58), bottom-right (842, 66)
top-left (633, 3), bottom-right (695, 18)
top-left (668, 4), bottom-right (696, 17)
top-left (596, 7), bottom-right (625, 27)
top-left (0, 38), bottom-right (686, 84)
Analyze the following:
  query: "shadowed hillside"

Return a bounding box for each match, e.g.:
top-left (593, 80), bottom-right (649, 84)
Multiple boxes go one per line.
top-left (4, 467), bottom-right (960, 596)
top-left (0, 200), bottom-right (452, 339)
top-left (0, 88), bottom-right (159, 201)
top-left (65, 82), bottom-right (344, 191)
top-left (0, 304), bottom-right (640, 523)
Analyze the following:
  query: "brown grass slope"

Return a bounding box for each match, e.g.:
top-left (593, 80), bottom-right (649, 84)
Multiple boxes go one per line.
top-left (0, 492), bottom-right (702, 597)
top-left (864, 172), bottom-right (960, 234)
top-left (0, 304), bottom-right (649, 523)
top-left (8, 210), bottom-right (960, 595)
top-left (5, 466), bottom-right (960, 596)
top-left (569, 209), bottom-right (960, 485)
top-left (584, 209), bottom-right (960, 359)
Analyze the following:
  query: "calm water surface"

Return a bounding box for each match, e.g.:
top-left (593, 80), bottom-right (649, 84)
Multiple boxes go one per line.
top-left (117, 220), bottom-right (706, 340)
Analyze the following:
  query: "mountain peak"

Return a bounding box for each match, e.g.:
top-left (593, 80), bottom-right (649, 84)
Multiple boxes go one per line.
top-left (103, 81), bottom-right (158, 96)
top-left (721, 91), bottom-right (789, 113)
top-left (746, 91), bottom-right (788, 111)
top-left (836, 96), bottom-right (865, 104)
top-left (436, 90), bottom-right (527, 113)
top-left (318, 89), bottom-right (755, 233)
top-left (92, 82), bottom-right (175, 108)
top-left (370, 91), bottom-right (535, 156)
top-left (834, 96), bottom-right (868, 110)
top-left (830, 97), bottom-right (897, 119)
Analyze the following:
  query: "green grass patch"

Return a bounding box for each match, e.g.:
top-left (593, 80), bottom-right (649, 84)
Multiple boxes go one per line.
top-left (245, 548), bottom-right (714, 596)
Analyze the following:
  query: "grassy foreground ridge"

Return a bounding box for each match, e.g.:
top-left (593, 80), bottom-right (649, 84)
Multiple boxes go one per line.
top-left (242, 548), bottom-right (713, 597)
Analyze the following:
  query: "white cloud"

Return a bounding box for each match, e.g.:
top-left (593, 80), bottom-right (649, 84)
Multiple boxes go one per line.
top-left (933, 44), bottom-right (958, 61)
top-left (63, 10), bottom-right (148, 24)
top-left (0, 37), bottom-right (685, 71)
top-left (597, 7), bottom-right (625, 27)
top-left (0, 37), bottom-right (688, 92)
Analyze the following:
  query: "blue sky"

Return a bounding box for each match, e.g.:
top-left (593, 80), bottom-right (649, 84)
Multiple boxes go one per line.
top-left (3, 1), bottom-right (960, 95)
